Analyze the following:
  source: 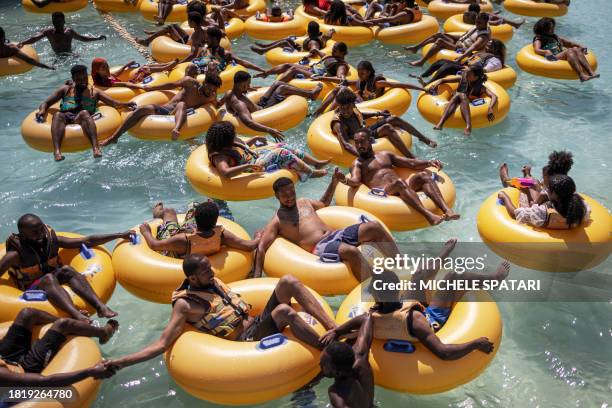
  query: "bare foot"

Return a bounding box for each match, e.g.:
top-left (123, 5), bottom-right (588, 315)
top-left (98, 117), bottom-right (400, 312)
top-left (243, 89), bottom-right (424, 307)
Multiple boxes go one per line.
top-left (443, 237), bottom-right (458, 252)
top-left (493, 260), bottom-right (511, 281)
top-left (425, 139), bottom-right (437, 148)
top-left (311, 168), bottom-right (328, 178)
top-left (254, 72), bottom-right (268, 79)
top-left (403, 45), bottom-right (418, 53)
top-left (433, 125), bottom-right (442, 131)
top-left (250, 45), bottom-right (264, 55)
top-left (54, 153), bottom-right (65, 162)
top-left (427, 214), bottom-right (444, 226)
top-left (136, 38), bottom-right (149, 46)
top-left (93, 148), bottom-right (102, 159)
top-left (314, 158), bottom-right (331, 169)
top-left (99, 319), bottom-right (119, 345)
top-left (97, 305), bottom-right (118, 319)
top-left (464, 126), bottom-right (472, 136)
top-left (152, 202), bottom-right (164, 218)
top-left (310, 83), bottom-right (324, 99)
top-left (171, 129), bottom-right (180, 140)
top-left (499, 162), bottom-right (509, 186)
top-left (409, 60), bottom-right (424, 67)
top-left (444, 210), bottom-right (461, 221)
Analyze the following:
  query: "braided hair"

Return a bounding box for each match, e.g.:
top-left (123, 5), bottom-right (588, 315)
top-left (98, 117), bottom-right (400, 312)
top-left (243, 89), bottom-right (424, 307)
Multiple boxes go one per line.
top-left (549, 174), bottom-right (586, 227)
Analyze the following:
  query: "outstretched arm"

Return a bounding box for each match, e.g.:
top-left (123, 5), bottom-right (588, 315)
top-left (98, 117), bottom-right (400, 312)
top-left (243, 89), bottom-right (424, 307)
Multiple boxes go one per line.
top-left (230, 53), bottom-right (265, 73)
top-left (0, 363), bottom-right (113, 388)
top-left (17, 30), bottom-right (47, 47)
top-left (139, 223), bottom-right (187, 254)
top-left (57, 231), bottom-right (134, 249)
top-left (221, 229), bottom-right (260, 251)
top-left (390, 154), bottom-right (442, 171)
top-left (377, 80), bottom-right (426, 93)
top-left (319, 313), bottom-right (367, 346)
top-left (71, 29), bottom-right (106, 43)
top-left (12, 46), bottom-right (54, 70)
top-left (312, 167), bottom-right (344, 209)
top-left (108, 300), bottom-right (190, 369)
top-left (253, 218), bottom-right (280, 278)
top-left (96, 90), bottom-right (137, 110)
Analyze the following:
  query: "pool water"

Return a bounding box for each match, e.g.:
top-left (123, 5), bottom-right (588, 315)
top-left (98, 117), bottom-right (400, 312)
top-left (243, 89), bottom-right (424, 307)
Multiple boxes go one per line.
top-left (0, 0), bottom-right (610, 407)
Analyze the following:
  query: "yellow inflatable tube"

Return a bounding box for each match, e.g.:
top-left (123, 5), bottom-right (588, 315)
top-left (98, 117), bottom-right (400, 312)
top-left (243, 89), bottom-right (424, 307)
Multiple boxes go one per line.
top-left (444, 14), bottom-right (514, 43)
top-left (417, 81), bottom-right (510, 128)
top-left (516, 44), bottom-right (598, 80)
top-left (22, 0), bottom-right (87, 13)
top-left (504, 0), bottom-right (568, 17)
top-left (165, 277), bottom-right (334, 405)
top-left (93, 0), bottom-right (142, 12)
top-left (180, 18), bottom-right (245, 40)
top-left (318, 23), bottom-right (374, 46)
top-left (21, 105), bottom-right (122, 153)
top-left (338, 84), bottom-right (413, 116)
top-left (0, 45), bottom-right (39, 77)
top-left (336, 284), bottom-right (502, 394)
top-left (219, 87), bottom-right (308, 135)
top-left (427, 0), bottom-right (493, 20)
top-left (208, 0), bottom-right (266, 19)
top-left (140, 0), bottom-right (188, 22)
top-left (294, 5), bottom-right (325, 23)
top-left (307, 109), bottom-right (413, 167)
top-left (263, 206), bottom-right (390, 295)
top-left (245, 15), bottom-right (307, 40)
top-left (113, 216), bottom-right (253, 303)
top-left (0, 233), bottom-right (116, 323)
top-left (374, 15), bottom-right (439, 45)
top-left (168, 61), bottom-right (247, 93)
top-left (265, 37), bottom-right (336, 66)
top-left (477, 188), bottom-right (611, 273)
top-left (0, 323), bottom-right (102, 408)
top-left (286, 63), bottom-right (358, 100)
top-left (334, 168), bottom-right (456, 231)
top-left (151, 35), bottom-right (231, 63)
top-left (125, 90), bottom-right (217, 141)
top-left (185, 144), bottom-right (299, 201)
top-left (89, 64), bottom-right (166, 103)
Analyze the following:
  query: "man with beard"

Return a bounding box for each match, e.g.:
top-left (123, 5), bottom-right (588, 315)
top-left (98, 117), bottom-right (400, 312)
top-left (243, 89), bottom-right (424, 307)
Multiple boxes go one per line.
top-left (101, 65), bottom-right (222, 144)
top-left (104, 254), bottom-right (337, 371)
top-left (18, 12), bottom-right (106, 54)
top-left (342, 129), bottom-right (460, 226)
top-left (319, 312), bottom-right (374, 408)
top-left (35, 64), bottom-right (136, 161)
top-left (253, 172), bottom-right (399, 280)
top-left (0, 214), bottom-right (134, 321)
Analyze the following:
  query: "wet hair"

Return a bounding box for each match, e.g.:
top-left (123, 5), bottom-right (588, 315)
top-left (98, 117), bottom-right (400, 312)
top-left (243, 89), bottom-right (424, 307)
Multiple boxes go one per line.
top-left (468, 3), bottom-right (480, 13)
top-left (325, 342), bottom-right (355, 375)
top-left (534, 17), bottom-right (556, 36)
top-left (204, 71), bottom-right (222, 88)
top-left (272, 177), bottom-right (294, 193)
top-left (476, 12), bottom-right (490, 24)
top-left (194, 201), bottom-right (219, 231)
top-left (335, 87), bottom-right (357, 105)
top-left (205, 121), bottom-right (235, 154)
top-left (17, 214), bottom-right (42, 232)
top-left (467, 64), bottom-right (487, 82)
top-left (183, 253), bottom-right (207, 277)
top-left (271, 4), bottom-right (282, 16)
top-left (488, 39), bottom-right (506, 66)
top-left (52, 12), bottom-right (65, 21)
top-left (546, 150), bottom-right (573, 176)
top-left (307, 21), bottom-right (321, 37)
top-left (548, 175), bottom-right (586, 227)
top-left (187, 0), bottom-right (207, 17)
top-left (325, 0), bottom-right (348, 25)
top-left (333, 41), bottom-right (348, 55)
top-left (70, 64), bottom-right (87, 77)
top-left (188, 11), bottom-right (203, 26)
top-left (206, 26), bottom-right (224, 41)
top-left (234, 70), bottom-right (251, 84)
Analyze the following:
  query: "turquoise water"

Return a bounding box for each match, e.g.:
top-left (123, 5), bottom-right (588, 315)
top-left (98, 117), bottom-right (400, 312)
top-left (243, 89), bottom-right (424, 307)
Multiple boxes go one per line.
top-left (1, 0), bottom-right (610, 407)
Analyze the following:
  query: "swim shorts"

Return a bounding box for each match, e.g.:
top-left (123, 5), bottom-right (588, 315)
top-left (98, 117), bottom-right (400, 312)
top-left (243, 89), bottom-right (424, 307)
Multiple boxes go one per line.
top-left (313, 223), bottom-right (361, 263)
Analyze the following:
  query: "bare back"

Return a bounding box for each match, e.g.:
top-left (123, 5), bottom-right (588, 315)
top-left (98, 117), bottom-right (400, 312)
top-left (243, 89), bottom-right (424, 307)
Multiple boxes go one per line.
top-left (276, 199), bottom-right (332, 250)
